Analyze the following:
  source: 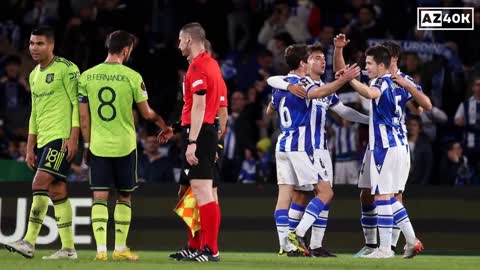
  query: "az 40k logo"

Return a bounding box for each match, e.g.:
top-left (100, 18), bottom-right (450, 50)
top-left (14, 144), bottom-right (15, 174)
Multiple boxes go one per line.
top-left (45, 73), bottom-right (55, 83)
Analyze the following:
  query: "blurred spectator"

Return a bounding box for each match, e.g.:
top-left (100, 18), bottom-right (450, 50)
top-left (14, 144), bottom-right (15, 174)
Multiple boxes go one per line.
top-left (16, 138), bottom-right (27, 162)
top-left (23, 0), bottom-right (58, 28)
top-left (419, 106), bottom-right (448, 142)
top-left (255, 138), bottom-right (272, 185)
top-left (222, 91), bottom-right (257, 182)
top-left (235, 49), bottom-right (273, 92)
top-left (270, 31), bottom-right (295, 74)
top-left (138, 135), bottom-right (174, 183)
top-left (406, 116), bottom-right (433, 185)
top-left (454, 77), bottom-right (480, 184)
top-left (0, 55), bottom-right (30, 135)
top-left (0, 20), bottom-right (21, 50)
top-left (238, 148), bottom-right (257, 184)
top-left (227, 0), bottom-right (251, 52)
top-left (0, 120), bottom-right (10, 159)
top-left (308, 25), bottom-right (335, 82)
top-left (345, 4), bottom-right (385, 41)
top-left (437, 141), bottom-right (473, 185)
top-left (67, 162), bottom-right (88, 182)
top-left (257, 0), bottom-right (311, 47)
top-left (331, 119), bottom-right (361, 185)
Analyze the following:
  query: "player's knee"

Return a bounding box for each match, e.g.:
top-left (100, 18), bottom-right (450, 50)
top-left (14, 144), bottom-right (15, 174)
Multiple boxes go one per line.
top-left (48, 182), bottom-right (67, 200)
top-left (93, 191), bottom-right (109, 200)
top-left (32, 171), bottom-right (53, 190)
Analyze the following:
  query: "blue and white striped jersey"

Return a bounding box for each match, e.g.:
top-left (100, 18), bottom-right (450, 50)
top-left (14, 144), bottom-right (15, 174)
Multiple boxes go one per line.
top-left (272, 75), bottom-right (314, 154)
top-left (306, 79), bottom-right (340, 150)
top-left (397, 70), bottom-right (422, 145)
top-left (368, 74), bottom-right (410, 150)
top-left (332, 122), bottom-right (360, 161)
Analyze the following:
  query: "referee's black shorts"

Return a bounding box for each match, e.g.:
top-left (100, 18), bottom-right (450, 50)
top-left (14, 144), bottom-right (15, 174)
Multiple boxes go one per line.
top-left (180, 124), bottom-right (218, 184)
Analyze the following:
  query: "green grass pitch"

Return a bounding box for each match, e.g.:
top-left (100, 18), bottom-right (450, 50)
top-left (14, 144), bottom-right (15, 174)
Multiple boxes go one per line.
top-left (1, 250), bottom-right (480, 270)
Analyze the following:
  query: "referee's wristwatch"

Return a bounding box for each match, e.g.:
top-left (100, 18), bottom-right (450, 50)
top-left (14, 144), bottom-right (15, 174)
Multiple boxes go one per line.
top-left (187, 139), bottom-right (197, 145)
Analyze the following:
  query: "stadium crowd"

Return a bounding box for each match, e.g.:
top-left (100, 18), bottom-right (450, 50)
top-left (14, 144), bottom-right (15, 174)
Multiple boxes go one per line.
top-left (0, 0), bottom-right (479, 185)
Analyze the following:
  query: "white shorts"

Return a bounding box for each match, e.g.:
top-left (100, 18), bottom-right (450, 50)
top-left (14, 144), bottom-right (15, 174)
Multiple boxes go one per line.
top-left (397, 145), bottom-right (411, 192)
top-left (314, 149), bottom-right (333, 185)
top-left (369, 146), bottom-right (410, 195)
top-left (334, 160), bottom-right (360, 185)
top-left (358, 150), bottom-right (372, 189)
top-left (276, 151), bottom-right (320, 191)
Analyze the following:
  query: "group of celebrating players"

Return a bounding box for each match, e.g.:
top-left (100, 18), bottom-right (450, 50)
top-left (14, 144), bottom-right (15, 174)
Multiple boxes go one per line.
top-left (267, 33), bottom-right (432, 259)
top-left (2, 20), bottom-right (431, 263)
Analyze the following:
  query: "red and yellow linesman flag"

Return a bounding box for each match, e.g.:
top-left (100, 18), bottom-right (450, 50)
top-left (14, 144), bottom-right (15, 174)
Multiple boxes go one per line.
top-left (174, 187), bottom-right (201, 236)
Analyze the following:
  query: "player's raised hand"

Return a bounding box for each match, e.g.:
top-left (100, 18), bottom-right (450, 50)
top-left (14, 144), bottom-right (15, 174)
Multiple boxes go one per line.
top-left (157, 127), bottom-right (174, 144)
top-left (186, 144), bottom-right (199, 166)
top-left (334, 64), bottom-right (350, 79)
top-left (63, 137), bottom-right (78, 162)
top-left (391, 73), bottom-right (409, 88)
top-left (340, 63), bottom-right (361, 82)
top-left (333, 34), bottom-right (350, 48)
top-left (287, 83), bottom-right (307, 99)
top-left (25, 150), bottom-right (37, 171)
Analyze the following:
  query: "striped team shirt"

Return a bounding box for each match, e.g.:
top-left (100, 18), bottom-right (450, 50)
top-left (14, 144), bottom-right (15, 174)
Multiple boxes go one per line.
top-left (272, 75), bottom-right (314, 155)
top-left (332, 122), bottom-right (360, 161)
top-left (306, 79), bottom-right (340, 150)
top-left (368, 74), bottom-right (410, 150)
top-left (397, 70), bottom-right (422, 145)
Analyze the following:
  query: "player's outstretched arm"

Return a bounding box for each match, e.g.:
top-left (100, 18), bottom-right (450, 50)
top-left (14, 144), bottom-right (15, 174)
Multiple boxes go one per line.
top-left (349, 79), bottom-right (381, 99)
top-left (136, 101), bottom-right (173, 143)
top-left (267, 75), bottom-right (307, 98)
top-left (308, 64), bottom-right (360, 99)
top-left (333, 34), bottom-right (349, 72)
top-left (392, 73), bottom-right (432, 111)
top-left (330, 102), bottom-right (369, 124)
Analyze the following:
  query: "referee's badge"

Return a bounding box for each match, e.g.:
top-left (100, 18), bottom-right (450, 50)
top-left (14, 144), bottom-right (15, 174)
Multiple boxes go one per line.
top-left (45, 73), bottom-right (54, 84)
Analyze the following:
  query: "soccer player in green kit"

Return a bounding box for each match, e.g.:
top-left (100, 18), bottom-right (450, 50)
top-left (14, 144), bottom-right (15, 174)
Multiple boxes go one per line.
top-left (78, 30), bottom-right (172, 261)
top-left (4, 26), bottom-right (80, 260)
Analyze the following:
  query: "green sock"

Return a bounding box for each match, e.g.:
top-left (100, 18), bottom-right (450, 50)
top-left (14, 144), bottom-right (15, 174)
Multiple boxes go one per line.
top-left (114, 200), bottom-right (131, 250)
top-left (24, 190), bottom-right (50, 246)
top-left (53, 198), bottom-right (74, 250)
top-left (91, 199), bottom-right (108, 251)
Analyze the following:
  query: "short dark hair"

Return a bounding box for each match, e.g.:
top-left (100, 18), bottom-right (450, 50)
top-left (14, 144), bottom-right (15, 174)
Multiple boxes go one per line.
top-left (3, 54), bottom-right (21, 66)
top-left (284, 44), bottom-right (309, 70)
top-left (382, 41), bottom-right (401, 58)
top-left (180, 22), bottom-right (206, 42)
top-left (31, 25), bottom-right (55, 41)
top-left (365, 45), bottom-right (391, 68)
top-left (308, 43), bottom-right (324, 54)
top-left (105, 30), bottom-right (137, 54)
top-left (446, 140), bottom-right (461, 151)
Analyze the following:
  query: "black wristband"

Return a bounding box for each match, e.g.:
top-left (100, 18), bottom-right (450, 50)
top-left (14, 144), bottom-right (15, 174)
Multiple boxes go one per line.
top-left (187, 139), bottom-right (197, 145)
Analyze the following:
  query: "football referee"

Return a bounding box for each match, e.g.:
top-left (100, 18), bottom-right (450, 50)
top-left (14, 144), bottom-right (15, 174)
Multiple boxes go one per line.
top-left (176, 22), bottom-right (222, 262)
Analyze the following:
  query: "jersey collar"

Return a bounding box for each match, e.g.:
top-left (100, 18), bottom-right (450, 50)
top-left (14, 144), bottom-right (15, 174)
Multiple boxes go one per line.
top-left (39, 55), bottom-right (56, 71)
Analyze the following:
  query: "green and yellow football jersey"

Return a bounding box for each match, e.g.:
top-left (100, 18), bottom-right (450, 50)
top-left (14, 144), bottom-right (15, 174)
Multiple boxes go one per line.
top-left (78, 62), bottom-right (148, 157)
top-left (28, 56), bottom-right (80, 148)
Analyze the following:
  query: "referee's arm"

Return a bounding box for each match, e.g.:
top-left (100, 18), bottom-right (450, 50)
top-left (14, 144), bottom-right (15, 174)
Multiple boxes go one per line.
top-left (189, 91), bottom-right (207, 142)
